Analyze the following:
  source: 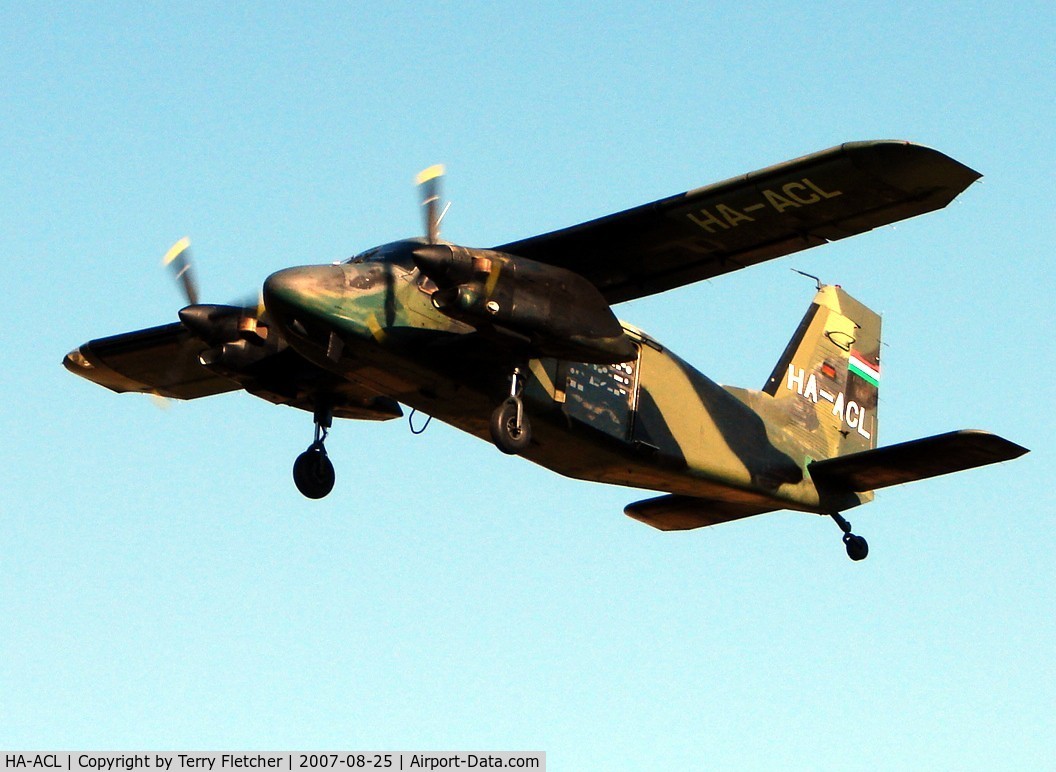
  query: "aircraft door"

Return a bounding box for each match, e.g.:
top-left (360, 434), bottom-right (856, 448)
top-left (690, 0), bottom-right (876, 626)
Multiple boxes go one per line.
top-left (558, 346), bottom-right (640, 442)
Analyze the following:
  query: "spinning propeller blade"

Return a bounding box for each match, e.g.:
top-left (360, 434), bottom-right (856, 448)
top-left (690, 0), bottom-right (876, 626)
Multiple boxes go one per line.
top-left (237, 289), bottom-right (269, 341)
top-left (161, 238), bottom-right (268, 342)
top-left (416, 164), bottom-right (446, 244)
top-left (161, 236), bottom-right (198, 306)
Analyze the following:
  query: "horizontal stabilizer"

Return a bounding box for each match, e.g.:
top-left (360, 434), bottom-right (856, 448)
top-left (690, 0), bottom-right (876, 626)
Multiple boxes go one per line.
top-left (624, 494), bottom-right (776, 531)
top-left (809, 430), bottom-right (1028, 492)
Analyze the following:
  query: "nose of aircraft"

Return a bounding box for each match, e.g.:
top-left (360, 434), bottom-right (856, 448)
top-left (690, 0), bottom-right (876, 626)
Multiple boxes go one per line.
top-left (262, 265), bottom-right (345, 321)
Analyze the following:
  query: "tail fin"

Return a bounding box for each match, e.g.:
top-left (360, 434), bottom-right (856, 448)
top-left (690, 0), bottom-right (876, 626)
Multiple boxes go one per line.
top-left (764, 285), bottom-right (881, 461)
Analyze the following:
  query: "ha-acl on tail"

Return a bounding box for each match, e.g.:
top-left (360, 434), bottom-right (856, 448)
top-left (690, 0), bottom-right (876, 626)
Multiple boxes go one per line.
top-left (763, 284), bottom-right (881, 463)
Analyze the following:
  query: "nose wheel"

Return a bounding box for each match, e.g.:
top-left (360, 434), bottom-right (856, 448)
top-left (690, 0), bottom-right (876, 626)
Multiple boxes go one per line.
top-left (831, 512), bottom-right (869, 561)
top-left (293, 403), bottom-right (336, 499)
top-left (490, 366), bottom-right (531, 454)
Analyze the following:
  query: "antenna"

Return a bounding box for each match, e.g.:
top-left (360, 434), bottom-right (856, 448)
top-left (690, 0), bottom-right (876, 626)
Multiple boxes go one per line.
top-left (791, 268), bottom-right (822, 290)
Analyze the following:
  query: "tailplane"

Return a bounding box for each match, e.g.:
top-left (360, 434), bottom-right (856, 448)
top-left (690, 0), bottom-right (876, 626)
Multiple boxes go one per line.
top-left (808, 430), bottom-right (1028, 491)
top-left (764, 285), bottom-right (881, 461)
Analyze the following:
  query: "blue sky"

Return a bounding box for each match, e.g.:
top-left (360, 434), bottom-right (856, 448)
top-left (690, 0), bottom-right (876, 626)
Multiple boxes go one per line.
top-left (2, 2), bottom-right (1053, 767)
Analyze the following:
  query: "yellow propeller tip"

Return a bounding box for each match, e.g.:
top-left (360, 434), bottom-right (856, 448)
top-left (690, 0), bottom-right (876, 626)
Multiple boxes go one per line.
top-left (415, 164), bottom-right (445, 185)
top-left (161, 236), bottom-right (191, 266)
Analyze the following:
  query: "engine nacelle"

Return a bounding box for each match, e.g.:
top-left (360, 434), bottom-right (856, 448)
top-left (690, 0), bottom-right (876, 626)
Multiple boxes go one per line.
top-left (180, 305), bottom-right (284, 379)
top-left (413, 244), bottom-right (635, 363)
top-left (198, 339), bottom-right (277, 378)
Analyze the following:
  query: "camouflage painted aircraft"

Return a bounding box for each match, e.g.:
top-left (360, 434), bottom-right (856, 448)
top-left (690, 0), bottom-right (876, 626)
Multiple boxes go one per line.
top-left (65, 140), bottom-right (1027, 560)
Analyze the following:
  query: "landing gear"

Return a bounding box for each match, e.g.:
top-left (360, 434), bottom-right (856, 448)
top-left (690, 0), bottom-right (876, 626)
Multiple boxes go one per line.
top-left (490, 366), bottom-right (531, 455)
top-left (831, 512), bottom-right (869, 561)
top-left (293, 445), bottom-right (334, 499)
top-left (293, 402), bottom-right (336, 499)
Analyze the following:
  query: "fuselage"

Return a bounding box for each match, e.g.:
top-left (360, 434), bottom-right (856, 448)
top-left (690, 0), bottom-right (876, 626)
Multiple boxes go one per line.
top-left (262, 240), bottom-right (866, 516)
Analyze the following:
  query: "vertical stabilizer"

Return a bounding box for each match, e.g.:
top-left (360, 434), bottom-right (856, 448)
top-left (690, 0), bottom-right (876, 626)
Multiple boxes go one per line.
top-left (764, 285), bottom-right (881, 461)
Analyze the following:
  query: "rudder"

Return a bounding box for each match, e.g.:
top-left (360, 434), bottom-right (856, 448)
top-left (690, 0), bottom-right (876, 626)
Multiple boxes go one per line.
top-left (763, 285), bottom-right (881, 461)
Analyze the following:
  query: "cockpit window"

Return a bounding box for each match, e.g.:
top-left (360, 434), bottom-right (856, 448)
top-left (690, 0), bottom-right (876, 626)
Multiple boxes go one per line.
top-left (345, 247), bottom-right (380, 264)
top-left (343, 241), bottom-right (416, 271)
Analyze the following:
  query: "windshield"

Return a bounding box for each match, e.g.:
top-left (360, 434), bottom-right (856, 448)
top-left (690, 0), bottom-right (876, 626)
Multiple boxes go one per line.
top-left (344, 240), bottom-right (417, 270)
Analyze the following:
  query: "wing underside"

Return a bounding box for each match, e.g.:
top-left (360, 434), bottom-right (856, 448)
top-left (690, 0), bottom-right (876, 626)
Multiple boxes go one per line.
top-left (497, 141), bottom-right (981, 304)
top-left (64, 322), bottom-right (239, 399)
top-left (64, 322), bottom-right (403, 421)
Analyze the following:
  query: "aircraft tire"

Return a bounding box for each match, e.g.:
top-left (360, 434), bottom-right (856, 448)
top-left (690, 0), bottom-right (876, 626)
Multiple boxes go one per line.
top-left (293, 446), bottom-right (336, 499)
top-left (844, 533), bottom-right (869, 561)
top-left (490, 398), bottom-right (531, 455)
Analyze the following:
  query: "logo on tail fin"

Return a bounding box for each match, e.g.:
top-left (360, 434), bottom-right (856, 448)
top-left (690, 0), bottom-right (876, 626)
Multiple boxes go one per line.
top-left (848, 351), bottom-right (881, 387)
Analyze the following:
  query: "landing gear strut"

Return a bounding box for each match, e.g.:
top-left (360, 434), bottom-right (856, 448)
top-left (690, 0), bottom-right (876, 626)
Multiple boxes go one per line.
top-left (831, 512), bottom-right (869, 561)
top-left (490, 366), bottom-right (531, 455)
top-left (293, 402), bottom-right (336, 499)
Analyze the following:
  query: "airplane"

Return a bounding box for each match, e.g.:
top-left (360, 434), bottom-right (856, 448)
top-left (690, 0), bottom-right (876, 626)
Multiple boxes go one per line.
top-left (63, 140), bottom-right (1028, 560)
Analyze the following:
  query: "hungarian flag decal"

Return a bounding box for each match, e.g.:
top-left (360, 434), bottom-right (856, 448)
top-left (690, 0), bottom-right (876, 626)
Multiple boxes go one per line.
top-left (848, 351), bottom-right (880, 387)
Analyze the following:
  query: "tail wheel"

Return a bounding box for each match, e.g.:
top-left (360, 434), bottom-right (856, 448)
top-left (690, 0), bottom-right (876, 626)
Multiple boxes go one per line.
top-left (831, 512), bottom-right (869, 561)
top-left (843, 533), bottom-right (869, 561)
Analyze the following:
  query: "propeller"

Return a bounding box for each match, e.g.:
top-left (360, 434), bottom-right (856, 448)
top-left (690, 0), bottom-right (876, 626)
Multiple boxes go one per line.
top-left (161, 236), bottom-right (199, 306)
top-left (147, 236), bottom-right (200, 407)
top-left (161, 236), bottom-right (269, 344)
top-left (237, 289), bottom-right (269, 341)
top-left (415, 164), bottom-right (447, 244)
top-left (413, 164), bottom-right (468, 285)
top-left (151, 237), bottom-right (275, 405)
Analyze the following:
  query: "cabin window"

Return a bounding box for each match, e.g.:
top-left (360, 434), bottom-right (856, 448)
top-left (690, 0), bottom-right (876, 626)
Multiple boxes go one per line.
top-left (562, 352), bottom-right (640, 441)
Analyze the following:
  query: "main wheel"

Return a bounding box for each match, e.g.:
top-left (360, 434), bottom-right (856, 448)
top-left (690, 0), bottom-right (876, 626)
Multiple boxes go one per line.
top-left (844, 533), bottom-right (869, 561)
top-left (293, 446), bottom-right (335, 499)
top-left (490, 398), bottom-right (531, 454)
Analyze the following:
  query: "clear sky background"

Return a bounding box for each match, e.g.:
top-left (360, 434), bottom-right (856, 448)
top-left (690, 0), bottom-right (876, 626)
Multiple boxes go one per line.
top-left (2, 2), bottom-right (1053, 768)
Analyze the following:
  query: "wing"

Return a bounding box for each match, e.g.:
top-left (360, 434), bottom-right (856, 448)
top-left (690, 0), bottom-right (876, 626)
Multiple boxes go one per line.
top-left (496, 141), bottom-right (981, 304)
top-left (64, 322), bottom-right (404, 421)
top-left (64, 322), bottom-right (240, 399)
